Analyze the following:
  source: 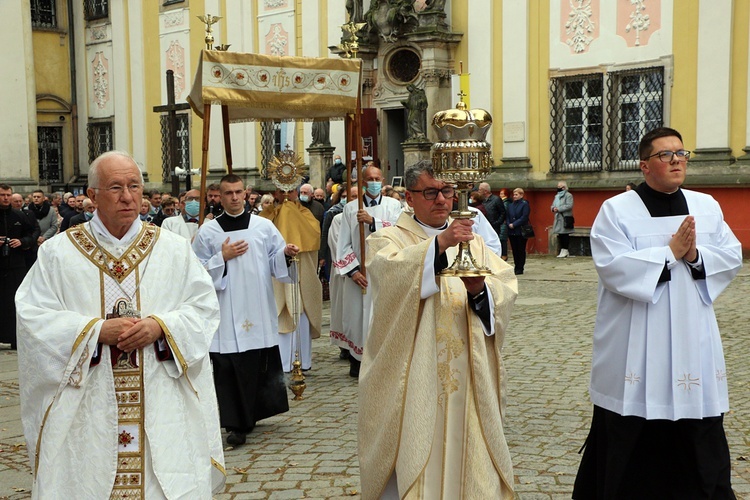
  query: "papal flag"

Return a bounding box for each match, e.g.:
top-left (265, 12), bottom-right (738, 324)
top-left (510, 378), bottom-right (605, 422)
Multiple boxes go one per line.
top-left (188, 50), bottom-right (361, 122)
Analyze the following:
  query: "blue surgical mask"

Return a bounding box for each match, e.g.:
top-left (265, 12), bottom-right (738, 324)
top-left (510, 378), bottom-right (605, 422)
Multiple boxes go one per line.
top-left (340, 197), bottom-right (347, 206)
top-left (366, 181), bottom-right (382, 197)
top-left (299, 194), bottom-right (310, 203)
top-left (185, 200), bottom-right (200, 217)
top-left (334, 159), bottom-right (342, 165)
top-left (84, 212), bottom-right (94, 220)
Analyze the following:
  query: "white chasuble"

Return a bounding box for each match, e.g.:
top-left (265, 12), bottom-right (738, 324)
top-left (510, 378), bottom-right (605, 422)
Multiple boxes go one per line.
top-left (17, 218), bottom-right (224, 499)
top-left (590, 189), bottom-right (742, 420)
top-left (359, 213), bottom-right (518, 500)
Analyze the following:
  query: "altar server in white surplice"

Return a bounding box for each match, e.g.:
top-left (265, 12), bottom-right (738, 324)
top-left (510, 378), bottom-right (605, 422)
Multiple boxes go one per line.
top-left (334, 165), bottom-right (401, 377)
top-left (193, 174), bottom-right (299, 447)
top-left (359, 161), bottom-right (518, 499)
top-left (327, 186), bottom-right (357, 356)
top-left (16, 151), bottom-right (225, 499)
top-left (574, 128), bottom-right (743, 499)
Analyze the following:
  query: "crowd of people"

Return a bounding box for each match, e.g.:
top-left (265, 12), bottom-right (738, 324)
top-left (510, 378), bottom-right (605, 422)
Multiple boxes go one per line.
top-left (3, 126), bottom-right (744, 498)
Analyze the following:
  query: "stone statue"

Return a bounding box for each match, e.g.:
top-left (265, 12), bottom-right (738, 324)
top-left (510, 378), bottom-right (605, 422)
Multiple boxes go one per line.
top-left (424, 0), bottom-right (447, 12)
top-left (401, 83), bottom-right (428, 141)
top-left (310, 120), bottom-right (331, 147)
top-left (364, 0), bottom-right (418, 42)
top-left (346, 0), bottom-right (364, 22)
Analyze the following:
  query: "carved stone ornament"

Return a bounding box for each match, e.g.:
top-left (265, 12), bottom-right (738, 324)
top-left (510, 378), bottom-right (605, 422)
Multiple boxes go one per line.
top-left (565, 0), bottom-right (596, 53)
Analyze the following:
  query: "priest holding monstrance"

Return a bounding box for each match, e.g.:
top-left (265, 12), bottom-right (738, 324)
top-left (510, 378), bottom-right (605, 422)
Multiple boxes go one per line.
top-left (358, 104), bottom-right (519, 498)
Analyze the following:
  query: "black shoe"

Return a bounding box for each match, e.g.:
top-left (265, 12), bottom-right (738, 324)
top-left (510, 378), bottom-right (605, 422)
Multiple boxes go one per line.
top-left (227, 432), bottom-right (246, 445)
top-left (339, 348), bottom-right (350, 360)
top-left (514, 270), bottom-right (523, 275)
top-left (349, 357), bottom-right (360, 378)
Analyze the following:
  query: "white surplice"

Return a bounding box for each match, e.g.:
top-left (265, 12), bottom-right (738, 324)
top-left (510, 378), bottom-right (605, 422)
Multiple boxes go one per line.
top-left (161, 214), bottom-right (199, 241)
top-left (192, 213), bottom-right (290, 353)
top-left (16, 216), bottom-right (225, 499)
top-left (589, 189), bottom-right (742, 420)
top-left (327, 213), bottom-right (347, 349)
top-left (333, 196), bottom-right (402, 359)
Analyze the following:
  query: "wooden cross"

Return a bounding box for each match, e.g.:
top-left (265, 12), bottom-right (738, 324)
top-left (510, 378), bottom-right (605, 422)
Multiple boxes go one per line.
top-left (153, 70), bottom-right (191, 196)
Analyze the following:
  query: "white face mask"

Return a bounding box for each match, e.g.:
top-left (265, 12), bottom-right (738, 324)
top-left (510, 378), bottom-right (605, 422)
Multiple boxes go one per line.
top-left (299, 194), bottom-right (310, 203)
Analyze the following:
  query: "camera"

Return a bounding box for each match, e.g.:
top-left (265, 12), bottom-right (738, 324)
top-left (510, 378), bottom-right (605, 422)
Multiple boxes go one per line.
top-left (1, 237), bottom-right (9, 257)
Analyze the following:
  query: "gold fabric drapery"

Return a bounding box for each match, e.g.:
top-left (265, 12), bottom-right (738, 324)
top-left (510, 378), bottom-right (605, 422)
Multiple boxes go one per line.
top-left (188, 50), bottom-right (361, 123)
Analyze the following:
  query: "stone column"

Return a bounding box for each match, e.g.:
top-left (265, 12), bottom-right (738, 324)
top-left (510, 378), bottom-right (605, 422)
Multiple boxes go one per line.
top-left (401, 140), bottom-right (432, 169)
top-left (306, 145), bottom-right (336, 188)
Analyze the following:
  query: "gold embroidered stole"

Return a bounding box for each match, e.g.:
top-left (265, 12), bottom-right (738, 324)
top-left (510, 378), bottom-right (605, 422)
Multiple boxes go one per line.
top-left (68, 223), bottom-right (159, 499)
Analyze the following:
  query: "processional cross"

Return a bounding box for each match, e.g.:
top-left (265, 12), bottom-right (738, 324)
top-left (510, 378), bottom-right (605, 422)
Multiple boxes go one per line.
top-left (153, 70), bottom-right (191, 196)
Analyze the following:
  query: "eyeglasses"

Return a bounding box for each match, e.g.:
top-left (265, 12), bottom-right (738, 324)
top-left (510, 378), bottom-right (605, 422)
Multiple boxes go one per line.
top-left (92, 184), bottom-right (143, 195)
top-left (644, 150), bottom-right (691, 163)
top-left (408, 186), bottom-right (455, 201)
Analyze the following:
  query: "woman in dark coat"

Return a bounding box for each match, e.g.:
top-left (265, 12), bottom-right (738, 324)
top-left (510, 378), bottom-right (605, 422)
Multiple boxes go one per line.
top-left (506, 187), bottom-right (531, 275)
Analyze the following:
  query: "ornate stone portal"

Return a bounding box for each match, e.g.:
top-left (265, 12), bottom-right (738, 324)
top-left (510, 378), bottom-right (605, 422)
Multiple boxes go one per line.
top-left (331, 1), bottom-right (462, 178)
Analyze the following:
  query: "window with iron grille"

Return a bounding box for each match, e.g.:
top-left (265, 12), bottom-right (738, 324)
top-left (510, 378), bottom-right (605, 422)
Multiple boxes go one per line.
top-left (550, 66), bottom-right (664, 172)
top-left (160, 113), bottom-right (191, 184)
top-left (37, 126), bottom-right (63, 183)
top-left (260, 121), bottom-right (283, 179)
top-left (84, 0), bottom-right (108, 21)
top-left (31, 0), bottom-right (57, 29)
top-left (87, 121), bottom-right (113, 163)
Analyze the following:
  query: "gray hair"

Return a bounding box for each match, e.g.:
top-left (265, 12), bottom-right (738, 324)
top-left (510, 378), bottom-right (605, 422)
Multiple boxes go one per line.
top-left (88, 150), bottom-right (143, 189)
top-left (557, 180), bottom-right (568, 189)
top-left (404, 160), bottom-right (434, 189)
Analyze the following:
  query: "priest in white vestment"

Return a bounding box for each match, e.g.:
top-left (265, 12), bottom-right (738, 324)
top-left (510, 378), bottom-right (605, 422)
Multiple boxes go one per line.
top-left (16, 151), bottom-right (225, 499)
top-left (260, 190), bottom-right (323, 372)
top-left (334, 165), bottom-right (402, 377)
top-left (359, 161), bottom-right (518, 499)
top-left (193, 174), bottom-right (299, 446)
top-left (573, 128), bottom-right (743, 498)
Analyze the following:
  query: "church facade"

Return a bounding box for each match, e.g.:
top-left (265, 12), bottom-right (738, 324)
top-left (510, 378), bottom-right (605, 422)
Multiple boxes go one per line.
top-left (2, 0), bottom-right (748, 254)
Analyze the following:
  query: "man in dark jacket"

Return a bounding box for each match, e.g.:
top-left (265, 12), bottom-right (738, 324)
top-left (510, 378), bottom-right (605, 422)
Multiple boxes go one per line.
top-left (477, 182), bottom-right (505, 237)
top-left (0, 184), bottom-right (37, 349)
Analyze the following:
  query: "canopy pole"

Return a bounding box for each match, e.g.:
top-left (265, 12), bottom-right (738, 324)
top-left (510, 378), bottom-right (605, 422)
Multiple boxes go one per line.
top-left (198, 103), bottom-right (211, 225)
top-left (355, 95), bottom-right (365, 284)
top-left (221, 105), bottom-right (233, 175)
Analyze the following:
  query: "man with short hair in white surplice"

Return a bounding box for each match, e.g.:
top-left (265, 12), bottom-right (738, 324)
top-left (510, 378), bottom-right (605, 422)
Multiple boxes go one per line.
top-left (333, 164), bottom-right (401, 377)
top-left (358, 160), bottom-right (518, 499)
top-left (573, 127), bottom-right (743, 498)
top-left (193, 174), bottom-right (299, 447)
top-left (16, 151), bottom-right (225, 499)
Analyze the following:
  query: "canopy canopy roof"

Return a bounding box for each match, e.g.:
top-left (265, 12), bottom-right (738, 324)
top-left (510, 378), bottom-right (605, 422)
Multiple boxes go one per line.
top-left (187, 50), bottom-right (361, 122)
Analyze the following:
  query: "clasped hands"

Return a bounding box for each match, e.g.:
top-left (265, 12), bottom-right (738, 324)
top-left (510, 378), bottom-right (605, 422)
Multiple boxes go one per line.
top-left (98, 317), bottom-right (163, 352)
top-left (669, 215), bottom-right (698, 263)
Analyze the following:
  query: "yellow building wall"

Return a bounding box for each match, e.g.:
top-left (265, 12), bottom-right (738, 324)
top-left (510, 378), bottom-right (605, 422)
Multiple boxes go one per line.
top-left (32, 10), bottom-right (74, 182)
top-left (730, 0), bottom-right (750, 157)
top-left (670, 0), bottom-right (698, 149)
top-left (528, 0), bottom-right (550, 175)
top-left (142, 0), bottom-right (168, 185)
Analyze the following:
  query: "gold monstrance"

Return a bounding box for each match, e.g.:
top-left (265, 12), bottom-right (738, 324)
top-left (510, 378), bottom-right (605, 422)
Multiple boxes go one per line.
top-left (268, 147), bottom-right (308, 400)
top-left (431, 100), bottom-right (494, 276)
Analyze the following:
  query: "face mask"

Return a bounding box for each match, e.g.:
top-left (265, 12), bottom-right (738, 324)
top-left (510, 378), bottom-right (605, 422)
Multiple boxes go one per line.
top-left (366, 181), bottom-right (382, 197)
top-left (340, 198), bottom-right (347, 206)
top-left (299, 194), bottom-right (310, 203)
top-left (185, 200), bottom-right (200, 217)
top-left (334, 159), bottom-right (342, 165)
top-left (557, 187), bottom-right (564, 192)
top-left (84, 212), bottom-right (94, 221)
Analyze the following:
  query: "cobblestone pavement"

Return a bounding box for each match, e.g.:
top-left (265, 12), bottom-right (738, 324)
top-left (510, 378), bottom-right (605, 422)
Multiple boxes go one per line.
top-left (1, 256), bottom-right (748, 499)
